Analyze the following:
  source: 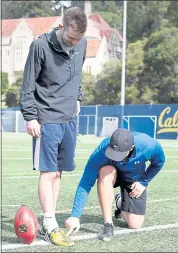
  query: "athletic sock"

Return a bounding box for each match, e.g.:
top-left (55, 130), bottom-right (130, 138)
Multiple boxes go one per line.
top-left (43, 213), bottom-right (59, 233)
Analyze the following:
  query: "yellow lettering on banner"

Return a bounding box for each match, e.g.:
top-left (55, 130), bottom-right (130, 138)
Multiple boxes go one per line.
top-left (173, 111), bottom-right (178, 126)
top-left (157, 128), bottom-right (178, 134)
top-left (157, 107), bottom-right (178, 134)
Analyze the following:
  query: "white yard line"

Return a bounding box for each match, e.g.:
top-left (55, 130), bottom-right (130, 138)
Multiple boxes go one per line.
top-left (2, 197), bottom-right (178, 210)
top-left (2, 174), bottom-right (82, 179)
top-left (41, 197), bottom-right (178, 215)
top-left (2, 149), bottom-right (94, 153)
top-left (2, 171), bottom-right (81, 176)
top-left (2, 156), bottom-right (178, 160)
top-left (162, 144), bottom-right (178, 148)
top-left (2, 223), bottom-right (178, 250)
top-left (2, 157), bottom-right (88, 160)
top-left (162, 170), bottom-right (178, 172)
top-left (2, 169), bottom-right (178, 179)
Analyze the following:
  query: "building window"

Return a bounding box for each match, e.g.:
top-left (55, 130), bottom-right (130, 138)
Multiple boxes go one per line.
top-left (5, 50), bottom-right (9, 57)
top-left (86, 66), bottom-right (91, 74)
top-left (17, 36), bottom-right (26, 44)
top-left (15, 46), bottom-right (23, 62)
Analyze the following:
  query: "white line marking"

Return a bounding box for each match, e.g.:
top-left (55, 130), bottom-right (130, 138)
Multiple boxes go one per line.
top-left (2, 156), bottom-right (178, 160)
top-left (3, 176), bottom-right (39, 179)
top-left (165, 156), bottom-right (178, 158)
top-left (162, 170), bottom-right (178, 172)
top-left (2, 170), bottom-right (178, 179)
top-left (71, 223), bottom-right (178, 241)
top-left (162, 144), bottom-right (178, 148)
top-left (2, 197), bottom-right (178, 210)
top-left (39, 197), bottom-right (178, 215)
top-left (2, 157), bottom-right (89, 160)
top-left (2, 171), bottom-right (81, 176)
top-left (2, 174), bottom-right (82, 179)
top-left (2, 205), bottom-right (21, 207)
top-left (2, 223), bottom-right (178, 250)
top-left (2, 149), bottom-right (94, 153)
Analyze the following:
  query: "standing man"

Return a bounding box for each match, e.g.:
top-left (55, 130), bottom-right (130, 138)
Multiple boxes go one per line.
top-left (65, 129), bottom-right (165, 241)
top-left (20, 7), bottom-right (87, 247)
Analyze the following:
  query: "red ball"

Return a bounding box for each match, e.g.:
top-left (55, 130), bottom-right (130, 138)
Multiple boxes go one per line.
top-left (14, 205), bottom-right (38, 244)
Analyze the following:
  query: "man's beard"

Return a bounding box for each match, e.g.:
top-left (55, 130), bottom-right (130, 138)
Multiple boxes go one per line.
top-left (60, 30), bottom-right (74, 48)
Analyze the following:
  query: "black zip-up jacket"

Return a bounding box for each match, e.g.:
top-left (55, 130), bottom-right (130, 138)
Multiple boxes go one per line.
top-left (20, 28), bottom-right (87, 124)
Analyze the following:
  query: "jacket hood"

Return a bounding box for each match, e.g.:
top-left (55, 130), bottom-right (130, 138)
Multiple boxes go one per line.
top-left (39, 27), bottom-right (65, 53)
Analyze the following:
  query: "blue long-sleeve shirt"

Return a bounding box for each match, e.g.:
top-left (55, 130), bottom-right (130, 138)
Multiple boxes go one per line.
top-left (71, 132), bottom-right (165, 217)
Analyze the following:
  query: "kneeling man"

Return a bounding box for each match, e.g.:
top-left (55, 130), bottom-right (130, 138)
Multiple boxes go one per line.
top-left (65, 128), bottom-right (165, 241)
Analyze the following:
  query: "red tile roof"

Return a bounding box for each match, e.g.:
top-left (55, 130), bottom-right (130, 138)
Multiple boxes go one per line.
top-left (89, 13), bottom-right (111, 30)
top-left (2, 14), bottom-right (123, 41)
top-left (86, 39), bottom-right (101, 57)
top-left (1, 16), bottom-right (60, 37)
top-left (25, 16), bottom-right (60, 36)
top-left (89, 13), bottom-right (123, 41)
top-left (1, 19), bottom-right (21, 36)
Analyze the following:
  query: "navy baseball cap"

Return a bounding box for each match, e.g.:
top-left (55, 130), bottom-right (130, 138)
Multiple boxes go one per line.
top-left (105, 128), bottom-right (134, 161)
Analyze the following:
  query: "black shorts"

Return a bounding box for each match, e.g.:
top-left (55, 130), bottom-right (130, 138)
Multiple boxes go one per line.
top-left (113, 171), bottom-right (147, 215)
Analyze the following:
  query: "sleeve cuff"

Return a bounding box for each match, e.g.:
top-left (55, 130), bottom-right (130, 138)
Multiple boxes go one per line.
top-left (139, 180), bottom-right (148, 187)
top-left (77, 94), bottom-right (82, 102)
top-left (71, 210), bottom-right (81, 218)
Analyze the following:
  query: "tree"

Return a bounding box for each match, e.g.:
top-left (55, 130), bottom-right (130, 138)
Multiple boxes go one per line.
top-left (1, 72), bottom-right (9, 95)
top-left (22, 1), bottom-right (54, 17)
top-left (2, 1), bottom-right (54, 19)
top-left (141, 27), bottom-right (178, 103)
top-left (127, 1), bottom-right (170, 42)
top-left (81, 72), bottom-right (96, 105)
top-left (5, 75), bottom-right (23, 107)
top-left (92, 1), bottom-right (123, 31)
top-left (126, 39), bottom-right (146, 87)
top-left (125, 39), bottom-right (156, 104)
top-left (167, 1), bottom-right (178, 28)
top-left (94, 60), bottom-right (121, 105)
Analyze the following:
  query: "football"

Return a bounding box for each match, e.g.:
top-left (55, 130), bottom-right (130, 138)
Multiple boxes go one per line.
top-left (14, 205), bottom-right (38, 244)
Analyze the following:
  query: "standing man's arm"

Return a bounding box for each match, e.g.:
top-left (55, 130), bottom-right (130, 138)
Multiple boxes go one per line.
top-left (139, 141), bottom-right (166, 187)
top-left (20, 42), bottom-right (43, 137)
top-left (76, 40), bottom-right (87, 115)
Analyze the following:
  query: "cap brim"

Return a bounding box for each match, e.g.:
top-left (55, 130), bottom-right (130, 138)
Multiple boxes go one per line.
top-left (105, 146), bottom-right (128, 162)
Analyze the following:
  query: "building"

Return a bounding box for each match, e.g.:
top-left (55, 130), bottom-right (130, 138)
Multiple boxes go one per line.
top-left (2, 1), bottom-right (123, 84)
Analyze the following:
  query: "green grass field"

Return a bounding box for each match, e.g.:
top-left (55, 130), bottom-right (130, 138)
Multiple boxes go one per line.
top-left (2, 133), bottom-right (178, 252)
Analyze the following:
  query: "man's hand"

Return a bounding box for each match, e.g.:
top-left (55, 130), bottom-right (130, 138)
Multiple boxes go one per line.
top-left (76, 100), bottom-right (80, 116)
top-left (129, 182), bottom-right (146, 198)
top-left (65, 217), bottom-right (80, 236)
top-left (26, 119), bottom-right (41, 138)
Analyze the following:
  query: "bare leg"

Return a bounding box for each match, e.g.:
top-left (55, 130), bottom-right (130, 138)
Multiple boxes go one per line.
top-left (38, 171), bottom-right (61, 232)
top-left (52, 171), bottom-right (62, 212)
top-left (38, 171), bottom-right (56, 213)
top-left (97, 165), bottom-right (117, 224)
top-left (122, 211), bottom-right (145, 229)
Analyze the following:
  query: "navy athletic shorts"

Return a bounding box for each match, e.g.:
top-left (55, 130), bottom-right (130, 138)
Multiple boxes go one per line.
top-left (33, 120), bottom-right (77, 172)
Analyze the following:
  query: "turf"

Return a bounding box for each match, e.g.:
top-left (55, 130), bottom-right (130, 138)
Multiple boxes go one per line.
top-left (1, 133), bottom-right (178, 252)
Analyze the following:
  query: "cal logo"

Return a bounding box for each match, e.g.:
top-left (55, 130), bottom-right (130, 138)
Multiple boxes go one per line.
top-left (157, 107), bottom-right (178, 134)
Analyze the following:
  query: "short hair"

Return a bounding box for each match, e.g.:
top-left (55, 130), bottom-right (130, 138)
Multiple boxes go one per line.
top-left (63, 7), bottom-right (87, 34)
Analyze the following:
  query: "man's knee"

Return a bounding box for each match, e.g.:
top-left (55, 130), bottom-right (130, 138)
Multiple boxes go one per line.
top-left (128, 221), bottom-right (143, 229)
top-left (40, 171), bottom-right (62, 180)
top-left (98, 165), bottom-right (116, 183)
top-left (122, 212), bottom-right (145, 229)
